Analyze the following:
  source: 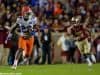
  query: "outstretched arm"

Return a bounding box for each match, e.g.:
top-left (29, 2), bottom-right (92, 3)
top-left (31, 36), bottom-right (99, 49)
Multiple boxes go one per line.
top-left (4, 23), bottom-right (17, 44)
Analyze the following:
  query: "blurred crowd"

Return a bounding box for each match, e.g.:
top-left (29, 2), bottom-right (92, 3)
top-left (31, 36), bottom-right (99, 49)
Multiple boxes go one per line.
top-left (0, 0), bottom-right (100, 65)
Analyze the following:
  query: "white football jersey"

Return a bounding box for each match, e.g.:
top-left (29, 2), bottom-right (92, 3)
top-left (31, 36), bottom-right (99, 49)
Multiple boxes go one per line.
top-left (17, 16), bottom-right (37, 27)
top-left (16, 16), bottom-right (37, 33)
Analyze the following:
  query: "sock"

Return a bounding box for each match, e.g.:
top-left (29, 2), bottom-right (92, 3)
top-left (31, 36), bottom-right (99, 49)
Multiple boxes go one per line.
top-left (91, 54), bottom-right (96, 63)
top-left (86, 57), bottom-right (92, 66)
top-left (13, 59), bottom-right (18, 66)
top-left (24, 58), bottom-right (27, 62)
top-left (20, 58), bottom-right (29, 65)
top-left (24, 58), bottom-right (29, 65)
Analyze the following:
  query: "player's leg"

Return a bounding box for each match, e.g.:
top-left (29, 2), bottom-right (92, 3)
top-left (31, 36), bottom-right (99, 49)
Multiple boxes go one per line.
top-left (28, 36), bottom-right (34, 56)
top-left (12, 37), bottom-right (26, 69)
top-left (75, 41), bottom-right (84, 62)
top-left (27, 37), bottom-right (34, 64)
top-left (90, 53), bottom-right (96, 63)
top-left (13, 49), bottom-right (23, 66)
top-left (83, 39), bottom-right (92, 66)
top-left (75, 41), bottom-right (83, 54)
top-left (89, 42), bottom-right (96, 63)
top-left (83, 53), bottom-right (92, 66)
top-left (22, 36), bottom-right (34, 65)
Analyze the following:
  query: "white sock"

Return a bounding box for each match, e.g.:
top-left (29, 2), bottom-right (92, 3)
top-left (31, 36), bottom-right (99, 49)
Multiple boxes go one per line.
top-left (20, 58), bottom-right (28, 65)
top-left (13, 59), bottom-right (18, 66)
top-left (91, 54), bottom-right (96, 63)
top-left (24, 58), bottom-right (27, 62)
top-left (86, 58), bottom-right (92, 66)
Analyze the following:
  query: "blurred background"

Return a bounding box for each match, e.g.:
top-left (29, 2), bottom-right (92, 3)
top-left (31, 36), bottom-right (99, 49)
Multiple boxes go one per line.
top-left (0, 0), bottom-right (100, 65)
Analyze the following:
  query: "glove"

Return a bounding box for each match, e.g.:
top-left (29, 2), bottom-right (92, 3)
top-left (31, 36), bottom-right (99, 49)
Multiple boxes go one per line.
top-left (5, 40), bottom-right (8, 44)
top-left (5, 33), bottom-right (12, 44)
top-left (7, 33), bottom-right (12, 38)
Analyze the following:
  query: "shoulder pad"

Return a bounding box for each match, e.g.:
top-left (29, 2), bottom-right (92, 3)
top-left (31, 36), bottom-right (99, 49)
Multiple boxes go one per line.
top-left (17, 16), bottom-right (23, 21)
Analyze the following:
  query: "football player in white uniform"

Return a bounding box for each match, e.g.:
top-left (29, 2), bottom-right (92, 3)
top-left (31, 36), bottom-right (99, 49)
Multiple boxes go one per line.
top-left (7, 12), bottom-right (38, 69)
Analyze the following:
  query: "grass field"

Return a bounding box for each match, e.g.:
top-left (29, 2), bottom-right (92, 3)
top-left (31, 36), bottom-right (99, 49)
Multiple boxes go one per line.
top-left (0, 64), bottom-right (100, 75)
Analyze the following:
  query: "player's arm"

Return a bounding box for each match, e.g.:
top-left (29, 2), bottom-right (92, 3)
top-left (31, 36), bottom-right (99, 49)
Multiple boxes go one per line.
top-left (5, 22), bottom-right (17, 33)
top-left (67, 25), bottom-right (73, 34)
top-left (83, 25), bottom-right (90, 37)
top-left (4, 25), bottom-right (11, 30)
top-left (4, 23), bottom-right (18, 44)
top-left (10, 17), bottom-right (22, 33)
top-left (14, 27), bottom-right (21, 36)
top-left (10, 23), bottom-right (18, 33)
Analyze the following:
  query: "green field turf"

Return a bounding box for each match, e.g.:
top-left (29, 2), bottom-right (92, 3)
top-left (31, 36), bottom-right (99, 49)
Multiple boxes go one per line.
top-left (0, 64), bottom-right (100, 75)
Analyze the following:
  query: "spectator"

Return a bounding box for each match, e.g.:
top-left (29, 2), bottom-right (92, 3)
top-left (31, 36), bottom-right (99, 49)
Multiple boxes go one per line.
top-left (31, 25), bottom-right (41, 64)
top-left (0, 24), bottom-right (4, 65)
top-left (8, 30), bottom-right (18, 65)
top-left (57, 33), bottom-right (70, 64)
top-left (41, 26), bottom-right (52, 64)
top-left (43, 4), bottom-right (53, 19)
top-left (39, 0), bottom-right (48, 8)
top-left (53, 1), bottom-right (63, 17)
top-left (64, 0), bottom-right (72, 15)
top-left (52, 19), bottom-right (64, 31)
top-left (68, 34), bottom-right (76, 63)
top-left (93, 36), bottom-right (100, 62)
top-left (96, 38), bottom-right (100, 62)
